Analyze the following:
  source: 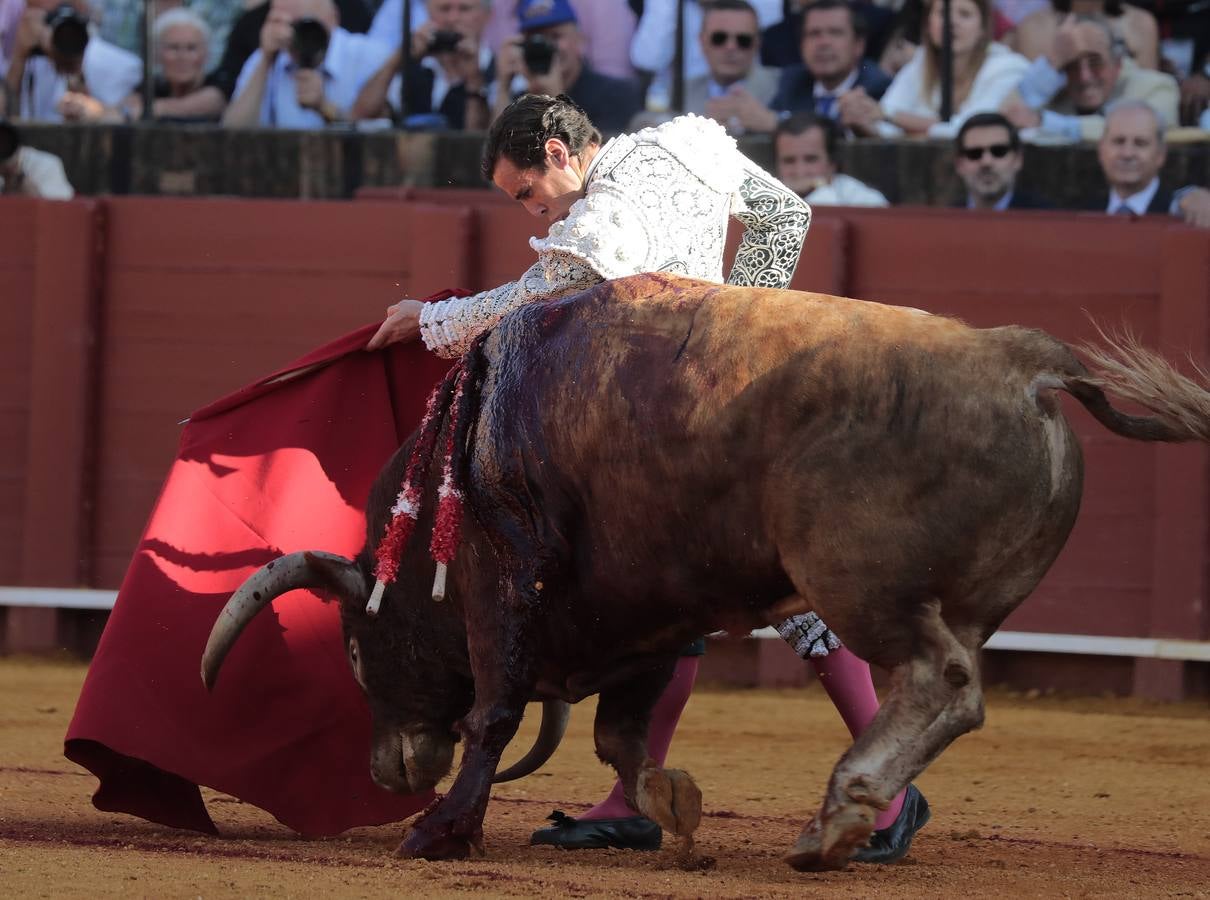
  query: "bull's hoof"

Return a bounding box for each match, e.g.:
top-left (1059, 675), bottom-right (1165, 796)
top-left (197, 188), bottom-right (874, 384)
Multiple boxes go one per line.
top-left (784, 803), bottom-right (874, 872)
top-left (784, 820), bottom-right (833, 872)
top-left (395, 826), bottom-right (485, 861)
top-left (635, 765), bottom-right (702, 838)
top-left (785, 842), bottom-right (848, 872)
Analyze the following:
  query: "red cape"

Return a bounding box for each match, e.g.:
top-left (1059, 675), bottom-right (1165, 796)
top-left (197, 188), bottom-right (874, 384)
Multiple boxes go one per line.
top-left (64, 303), bottom-right (458, 837)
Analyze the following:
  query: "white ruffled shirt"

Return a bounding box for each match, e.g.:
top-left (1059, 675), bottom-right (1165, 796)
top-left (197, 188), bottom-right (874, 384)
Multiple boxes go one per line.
top-left (804, 173), bottom-right (889, 208)
top-left (419, 114), bottom-right (811, 358)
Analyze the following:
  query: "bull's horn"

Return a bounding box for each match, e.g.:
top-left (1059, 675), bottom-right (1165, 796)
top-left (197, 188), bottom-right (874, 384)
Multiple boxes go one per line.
top-left (201, 550), bottom-right (361, 691)
top-left (492, 699), bottom-right (571, 783)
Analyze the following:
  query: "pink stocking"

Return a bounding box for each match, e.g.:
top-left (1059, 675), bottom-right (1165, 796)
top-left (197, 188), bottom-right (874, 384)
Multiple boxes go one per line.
top-left (581, 655), bottom-right (700, 820)
top-left (810, 646), bottom-right (905, 830)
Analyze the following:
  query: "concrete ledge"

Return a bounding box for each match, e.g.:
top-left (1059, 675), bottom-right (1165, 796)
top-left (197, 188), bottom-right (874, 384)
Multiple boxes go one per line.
top-left (0, 587), bottom-right (118, 610)
top-left (746, 626), bottom-right (1210, 662)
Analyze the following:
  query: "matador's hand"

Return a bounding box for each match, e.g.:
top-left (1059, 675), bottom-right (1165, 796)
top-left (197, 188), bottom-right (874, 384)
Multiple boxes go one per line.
top-left (367, 298), bottom-right (424, 350)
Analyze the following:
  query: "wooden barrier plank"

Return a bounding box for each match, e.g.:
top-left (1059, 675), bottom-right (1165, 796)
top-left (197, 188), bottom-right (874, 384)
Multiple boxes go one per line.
top-left (830, 210), bottom-right (1180, 643)
top-left (22, 199), bottom-right (100, 585)
top-left (844, 210), bottom-right (1165, 299)
top-left (471, 204), bottom-right (545, 292)
top-left (0, 198), bottom-right (37, 586)
top-left (89, 199), bottom-right (473, 586)
top-left (1145, 229), bottom-right (1210, 690)
top-left (5, 199), bottom-right (100, 651)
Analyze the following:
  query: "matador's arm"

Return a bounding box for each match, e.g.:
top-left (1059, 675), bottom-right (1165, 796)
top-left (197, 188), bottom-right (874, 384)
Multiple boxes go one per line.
top-left (727, 156), bottom-right (812, 290)
top-left (418, 250), bottom-right (602, 358)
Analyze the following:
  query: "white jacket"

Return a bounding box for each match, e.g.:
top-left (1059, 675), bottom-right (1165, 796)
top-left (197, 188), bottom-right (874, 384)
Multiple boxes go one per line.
top-left (878, 42), bottom-right (1030, 139)
top-left (419, 115), bottom-right (811, 358)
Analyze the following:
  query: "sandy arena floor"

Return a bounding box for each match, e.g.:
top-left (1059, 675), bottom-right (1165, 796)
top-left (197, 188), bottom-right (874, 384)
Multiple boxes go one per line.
top-left (2, 657), bottom-right (1208, 898)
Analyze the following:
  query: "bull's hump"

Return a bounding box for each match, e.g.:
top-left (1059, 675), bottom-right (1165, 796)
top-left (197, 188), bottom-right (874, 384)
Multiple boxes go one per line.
top-left (498, 275), bottom-right (963, 368)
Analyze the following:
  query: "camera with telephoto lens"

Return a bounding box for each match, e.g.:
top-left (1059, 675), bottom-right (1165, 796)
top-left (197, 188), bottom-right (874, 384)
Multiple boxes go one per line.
top-left (44, 4), bottom-right (90, 61)
top-left (521, 33), bottom-right (556, 75)
top-left (290, 17), bottom-right (330, 69)
top-left (427, 29), bottom-right (463, 55)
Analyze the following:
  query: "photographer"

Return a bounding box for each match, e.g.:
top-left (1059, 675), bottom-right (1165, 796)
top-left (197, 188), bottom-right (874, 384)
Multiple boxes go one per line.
top-left (4, 0), bottom-right (140, 122)
top-left (222, 0), bottom-right (392, 128)
top-left (492, 0), bottom-right (642, 137)
top-left (351, 0), bottom-right (493, 129)
top-left (0, 118), bottom-right (74, 197)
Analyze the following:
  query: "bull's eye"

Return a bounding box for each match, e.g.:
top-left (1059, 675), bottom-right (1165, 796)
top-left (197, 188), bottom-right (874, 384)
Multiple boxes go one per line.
top-left (348, 637), bottom-right (366, 689)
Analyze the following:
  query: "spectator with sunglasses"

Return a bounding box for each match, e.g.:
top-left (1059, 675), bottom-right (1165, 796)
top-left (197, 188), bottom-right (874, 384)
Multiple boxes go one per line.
top-left (1000, 13), bottom-right (1177, 142)
top-left (952, 111), bottom-right (1051, 209)
top-left (686, 0), bottom-right (779, 133)
top-left (768, 0), bottom-right (891, 128)
top-left (631, 0), bottom-right (784, 86)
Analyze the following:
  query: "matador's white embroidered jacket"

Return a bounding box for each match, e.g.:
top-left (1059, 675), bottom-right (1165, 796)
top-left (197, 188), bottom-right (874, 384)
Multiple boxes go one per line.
top-left (418, 114), bottom-right (812, 358)
top-left (419, 115), bottom-right (837, 659)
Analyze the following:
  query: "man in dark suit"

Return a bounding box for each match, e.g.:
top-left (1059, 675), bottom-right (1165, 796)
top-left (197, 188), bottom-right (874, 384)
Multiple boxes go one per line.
top-left (760, 0), bottom-right (894, 70)
top-left (1090, 99), bottom-right (1174, 216)
top-left (952, 112), bottom-right (1052, 211)
top-left (767, 0), bottom-right (890, 124)
top-left (1082, 100), bottom-right (1210, 226)
top-left (1080, 100), bottom-right (1210, 227)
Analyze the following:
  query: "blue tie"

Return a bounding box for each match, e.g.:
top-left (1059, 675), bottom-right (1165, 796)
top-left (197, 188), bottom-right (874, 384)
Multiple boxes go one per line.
top-left (815, 94), bottom-right (837, 119)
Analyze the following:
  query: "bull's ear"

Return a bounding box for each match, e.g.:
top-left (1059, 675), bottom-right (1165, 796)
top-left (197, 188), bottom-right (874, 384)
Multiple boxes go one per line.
top-left (303, 550), bottom-right (367, 605)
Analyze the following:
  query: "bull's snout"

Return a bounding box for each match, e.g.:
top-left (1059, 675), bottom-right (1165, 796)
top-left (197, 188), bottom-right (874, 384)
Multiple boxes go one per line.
top-left (371, 728), bottom-right (454, 795)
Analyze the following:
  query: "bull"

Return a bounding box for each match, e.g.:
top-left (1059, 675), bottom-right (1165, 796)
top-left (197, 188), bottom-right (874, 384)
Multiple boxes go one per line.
top-left (201, 274), bottom-right (1210, 870)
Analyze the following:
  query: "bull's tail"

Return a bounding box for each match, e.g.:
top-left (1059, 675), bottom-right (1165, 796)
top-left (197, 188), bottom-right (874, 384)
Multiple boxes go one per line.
top-left (1058, 325), bottom-right (1210, 443)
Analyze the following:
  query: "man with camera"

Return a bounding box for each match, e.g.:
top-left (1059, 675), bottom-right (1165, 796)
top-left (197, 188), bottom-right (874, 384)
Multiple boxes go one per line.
top-left (4, 0), bottom-right (140, 122)
top-left (222, 0), bottom-right (392, 128)
top-left (491, 0), bottom-right (642, 137)
top-left (351, 0), bottom-right (494, 129)
top-left (0, 117), bottom-right (73, 196)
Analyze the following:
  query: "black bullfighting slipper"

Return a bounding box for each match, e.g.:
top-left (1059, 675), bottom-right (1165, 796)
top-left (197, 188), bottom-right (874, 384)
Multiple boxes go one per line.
top-left (530, 810), bottom-right (663, 851)
top-left (852, 784), bottom-right (931, 864)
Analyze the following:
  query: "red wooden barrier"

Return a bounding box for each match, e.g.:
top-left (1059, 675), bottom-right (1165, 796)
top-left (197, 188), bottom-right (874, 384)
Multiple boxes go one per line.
top-left (90, 198), bottom-right (473, 585)
top-left (1, 198), bottom-right (101, 650)
top-left (0, 198), bottom-right (38, 588)
top-left (2, 195), bottom-right (1207, 697)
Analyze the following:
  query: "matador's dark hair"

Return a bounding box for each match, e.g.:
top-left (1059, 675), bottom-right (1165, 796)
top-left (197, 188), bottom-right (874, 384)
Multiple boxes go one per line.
top-left (481, 93), bottom-right (601, 182)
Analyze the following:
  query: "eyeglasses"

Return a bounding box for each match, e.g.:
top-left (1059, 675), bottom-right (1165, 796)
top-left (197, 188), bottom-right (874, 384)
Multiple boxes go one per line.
top-left (1065, 53), bottom-right (1109, 74)
top-left (960, 143), bottom-right (1012, 161)
top-left (708, 31), bottom-right (756, 49)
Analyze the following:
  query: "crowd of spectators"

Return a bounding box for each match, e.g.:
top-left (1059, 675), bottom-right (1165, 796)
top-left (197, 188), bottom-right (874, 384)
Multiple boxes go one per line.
top-left (0, 0), bottom-right (1206, 221)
